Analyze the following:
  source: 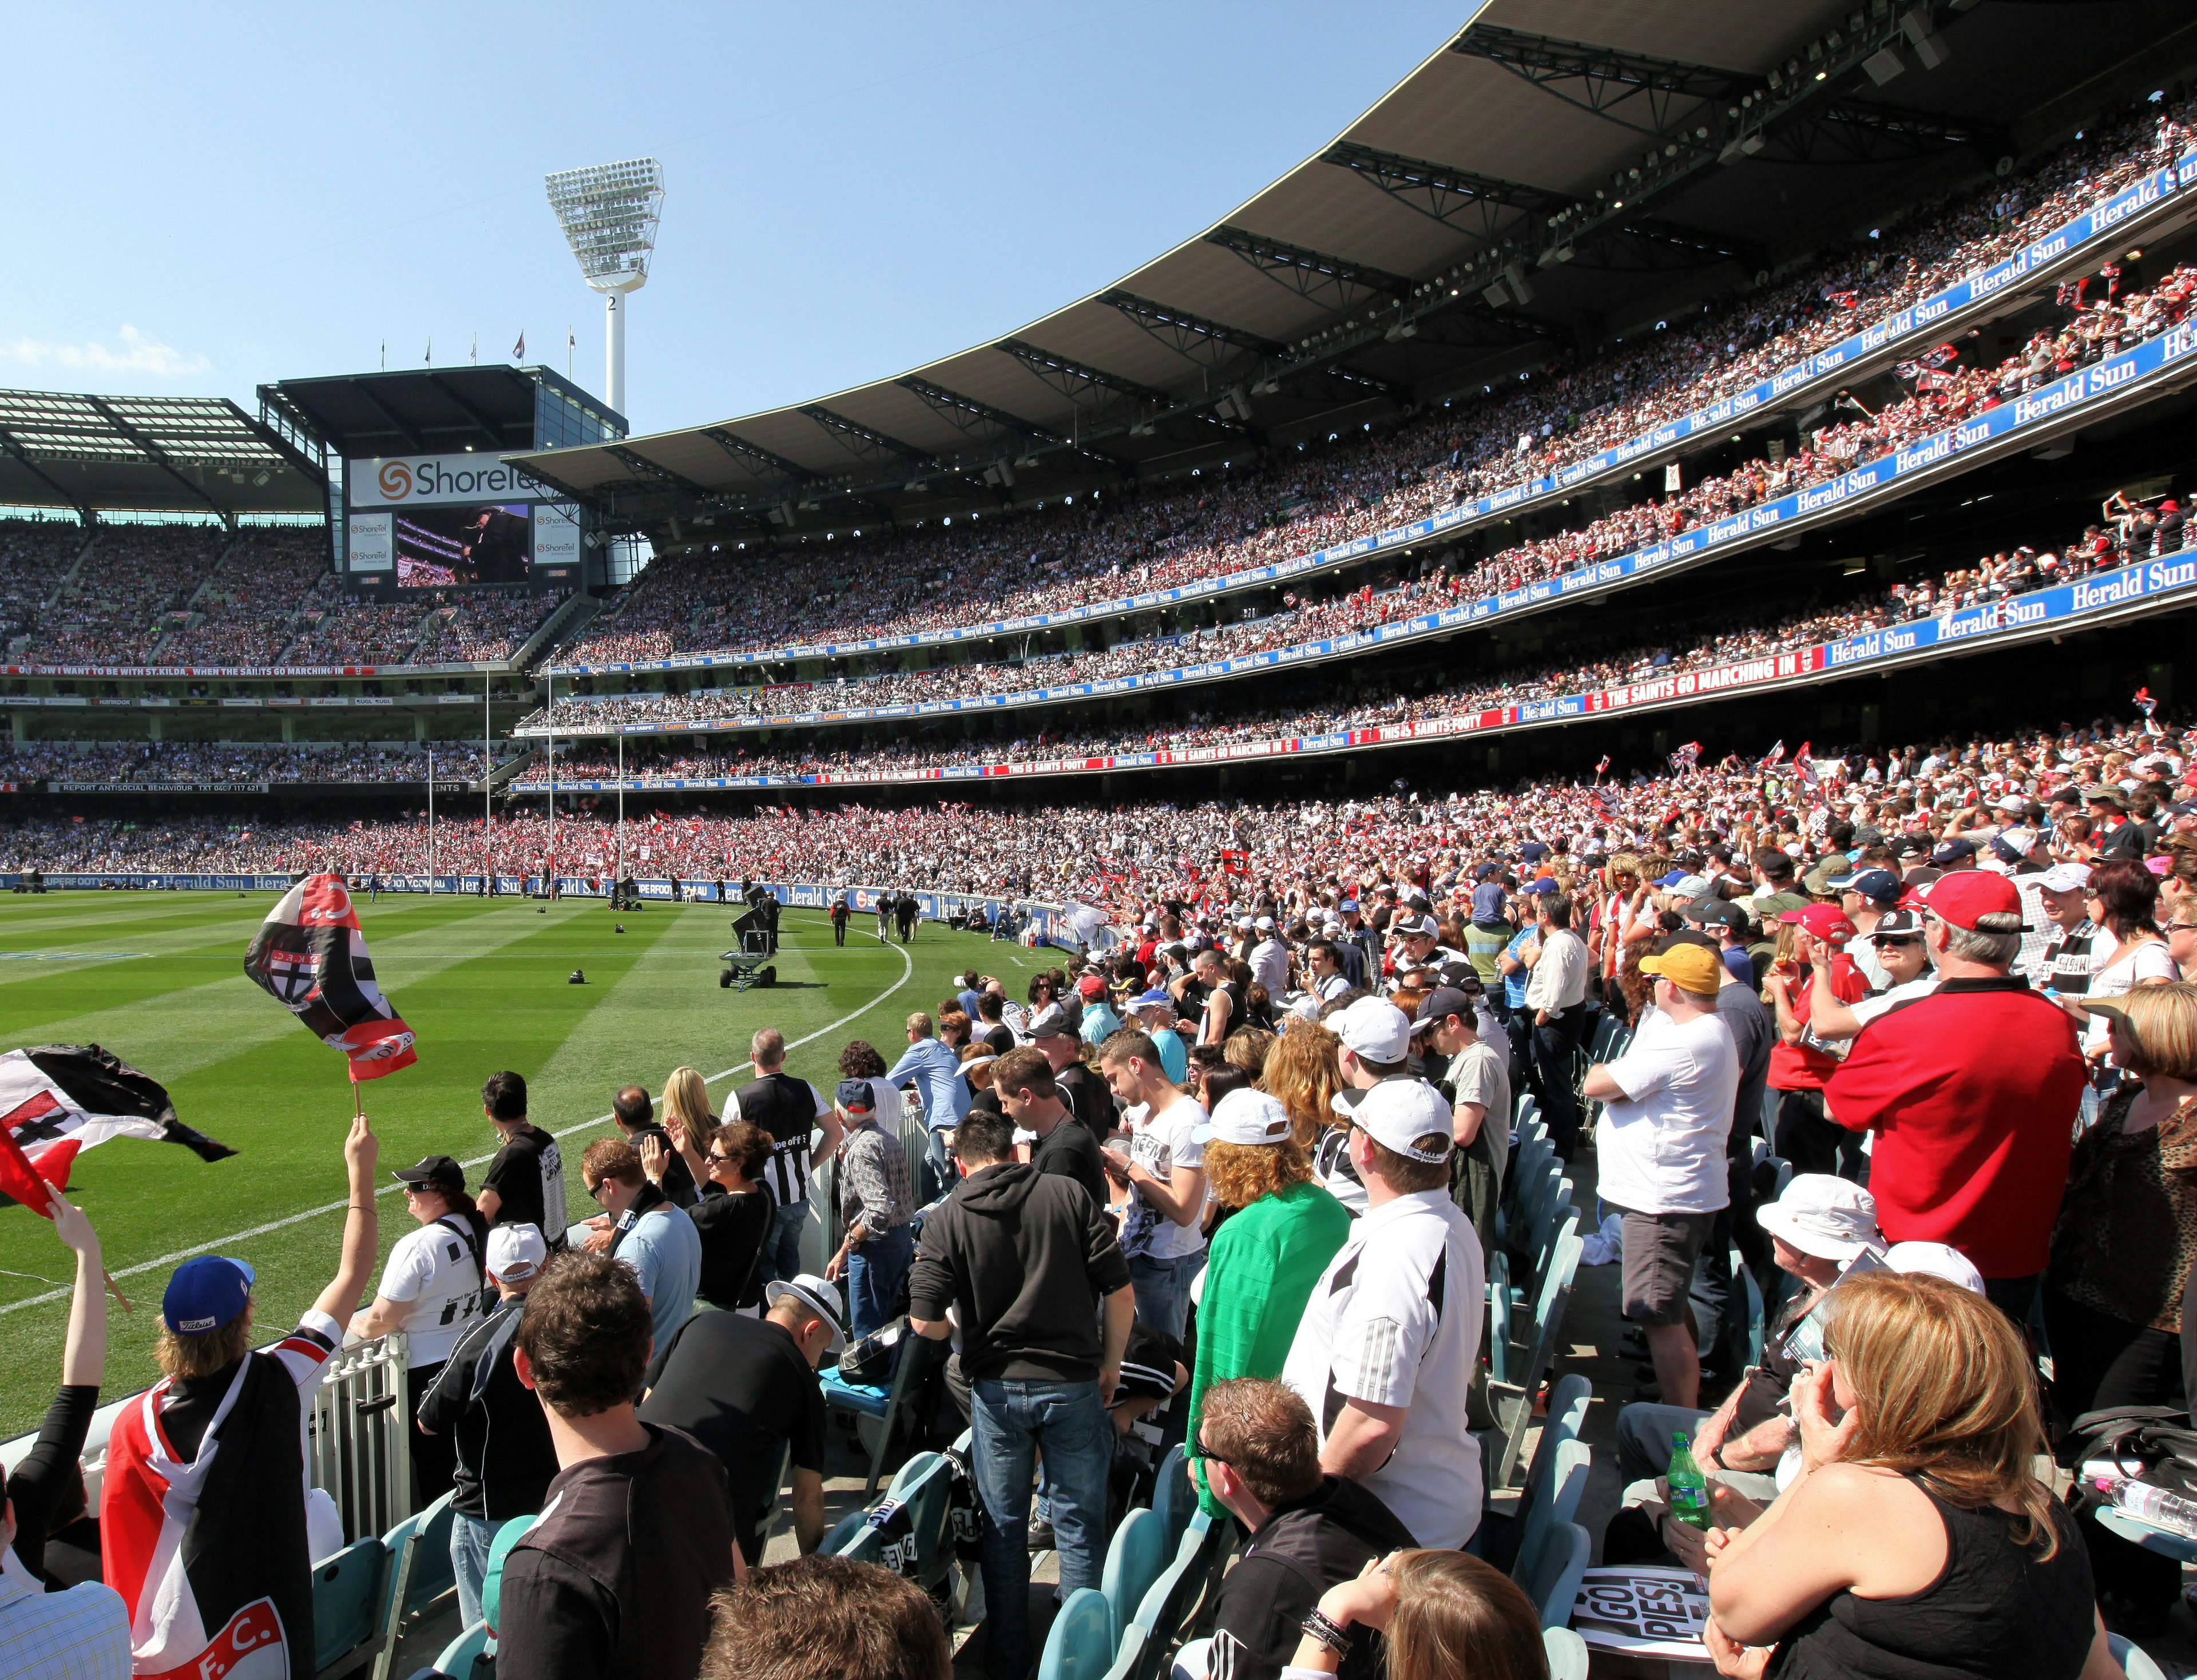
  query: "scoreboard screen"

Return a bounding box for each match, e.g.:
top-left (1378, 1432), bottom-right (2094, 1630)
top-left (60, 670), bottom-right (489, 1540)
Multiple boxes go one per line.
top-left (343, 452), bottom-right (582, 589)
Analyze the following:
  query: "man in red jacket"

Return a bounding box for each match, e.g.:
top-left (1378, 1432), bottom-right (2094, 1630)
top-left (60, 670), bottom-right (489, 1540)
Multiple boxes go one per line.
top-left (1825, 871), bottom-right (2085, 1322)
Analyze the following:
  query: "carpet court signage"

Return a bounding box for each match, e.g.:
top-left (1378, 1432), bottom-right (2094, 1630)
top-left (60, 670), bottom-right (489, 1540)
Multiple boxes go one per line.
top-left (555, 144), bottom-right (2197, 678)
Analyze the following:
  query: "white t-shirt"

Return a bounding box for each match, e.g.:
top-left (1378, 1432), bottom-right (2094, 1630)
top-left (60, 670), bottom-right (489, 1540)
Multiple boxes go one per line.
top-left (2085, 938), bottom-right (2179, 1056)
top-left (1122, 1093), bottom-right (1207, 1262)
top-left (1595, 1008), bottom-right (1739, 1215)
top-left (376, 1215), bottom-right (486, 1365)
top-left (1280, 1189), bottom-right (1485, 1549)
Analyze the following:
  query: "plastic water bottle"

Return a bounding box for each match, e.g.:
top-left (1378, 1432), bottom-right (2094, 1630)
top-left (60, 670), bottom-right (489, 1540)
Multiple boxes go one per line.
top-left (1667, 1433), bottom-right (1712, 1531)
top-left (2099, 1476), bottom-right (2197, 1540)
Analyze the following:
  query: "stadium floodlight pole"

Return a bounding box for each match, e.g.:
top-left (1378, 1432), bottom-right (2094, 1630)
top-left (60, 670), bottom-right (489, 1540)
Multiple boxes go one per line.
top-left (427, 748), bottom-right (435, 894)
top-left (616, 732), bottom-right (624, 892)
top-left (485, 672), bottom-right (493, 892)
top-left (544, 158), bottom-right (664, 419)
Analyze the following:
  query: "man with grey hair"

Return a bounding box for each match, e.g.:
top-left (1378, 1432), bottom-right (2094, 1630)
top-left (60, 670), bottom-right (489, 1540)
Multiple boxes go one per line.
top-left (1825, 870), bottom-right (2086, 1321)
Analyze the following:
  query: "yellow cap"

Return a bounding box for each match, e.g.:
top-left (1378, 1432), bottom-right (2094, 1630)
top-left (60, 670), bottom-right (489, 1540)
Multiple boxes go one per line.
top-left (1637, 942), bottom-right (1723, 995)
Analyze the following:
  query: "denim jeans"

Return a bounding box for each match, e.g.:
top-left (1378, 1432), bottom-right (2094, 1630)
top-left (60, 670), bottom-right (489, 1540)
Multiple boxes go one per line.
top-left (451, 1510), bottom-right (497, 1630)
top-left (970, 1377), bottom-right (1112, 1680)
top-left (1127, 1250), bottom-right (1201, 1341)
top-left (763, 1198), bottom-right (808, 1287)
top-left (846, 1223), bottom-right (914, 1339)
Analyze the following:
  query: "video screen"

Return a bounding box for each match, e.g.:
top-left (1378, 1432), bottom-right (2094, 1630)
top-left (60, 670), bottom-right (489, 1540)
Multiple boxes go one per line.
top-left (394, 502), bottom-right (533, 587)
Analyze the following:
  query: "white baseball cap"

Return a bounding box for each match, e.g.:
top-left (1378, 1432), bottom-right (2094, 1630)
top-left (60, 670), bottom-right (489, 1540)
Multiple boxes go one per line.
top-left (1330, 1078), bottom-right (1453, 1163)
top-left (1196, 1088), bottom-right (1295, 1147)
top-left (2033, 862), bottom-right (2092, 894)
top-left (1754, 1175), bottom-right (1881, 1262)
top-left (1885, 1241), bottom-right (1985, 1294)
top-left (1335, 996), bottom-right (1412, 1063)
top-left (485, 1223), bottom-right (548, 1282)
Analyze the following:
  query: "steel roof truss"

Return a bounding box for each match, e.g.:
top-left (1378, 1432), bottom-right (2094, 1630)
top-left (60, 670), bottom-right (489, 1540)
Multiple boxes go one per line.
top-left (1453, 23), bottom-right (1750, 140)
top-left (1204, 226), bottom-right (1411, 312)
top-left (81, 395), bottom-right (232, 524)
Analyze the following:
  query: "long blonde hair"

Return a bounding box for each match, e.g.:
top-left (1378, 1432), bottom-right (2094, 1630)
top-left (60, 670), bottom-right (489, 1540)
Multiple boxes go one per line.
top-left (1386, 1551), bottom-right (1547, 1680)
top-left (1260, 1019), bottom-right (1344, 1147)
top-left (661, 1065), bottom-right (715, 1143)
top-left (1826, 1271), bottom-right (2060, 1556)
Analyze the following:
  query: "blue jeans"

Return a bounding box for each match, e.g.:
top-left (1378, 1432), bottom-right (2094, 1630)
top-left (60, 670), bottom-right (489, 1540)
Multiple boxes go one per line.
top-left (846, 1223), bottom-right (913, 1340)
top-left (1128, 1250), bottom-right (1201, 1341)
top-left (763, 1198), bottom-right (808, 1287)
top-left (970, 1377), bottom-right (1112, 1680)
top-left (451, 1510), bottom-right (497, 1630)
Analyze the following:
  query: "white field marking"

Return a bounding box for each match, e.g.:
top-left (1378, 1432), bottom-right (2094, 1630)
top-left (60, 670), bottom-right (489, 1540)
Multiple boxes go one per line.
top-left (0, 936), bottom-right (915, 1318)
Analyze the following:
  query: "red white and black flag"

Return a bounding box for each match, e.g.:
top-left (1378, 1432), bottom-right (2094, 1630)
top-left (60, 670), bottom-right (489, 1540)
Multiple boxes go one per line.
top-left (0, 1044), bottom-right (231, 1203)
top-left (244, 874), bottom-right (417, 1081)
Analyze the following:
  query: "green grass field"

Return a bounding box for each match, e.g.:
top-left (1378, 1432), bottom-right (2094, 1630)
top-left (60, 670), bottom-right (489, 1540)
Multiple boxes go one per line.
top-left (0, 890), bottom-right (1025, 1436)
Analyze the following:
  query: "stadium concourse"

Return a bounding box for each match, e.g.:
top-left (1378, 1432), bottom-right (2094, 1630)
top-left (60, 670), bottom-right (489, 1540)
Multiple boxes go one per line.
top-left (15, 1), bottom-right (2197, 1675)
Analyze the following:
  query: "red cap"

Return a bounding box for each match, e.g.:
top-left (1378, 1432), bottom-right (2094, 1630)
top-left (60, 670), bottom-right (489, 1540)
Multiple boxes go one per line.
top-left (1077, 975), bottom-right (1106, 999)
top-left (1777, 903), bottom-right (1857, 944)
top-left (1921, 870), bottom-right (2026, 932)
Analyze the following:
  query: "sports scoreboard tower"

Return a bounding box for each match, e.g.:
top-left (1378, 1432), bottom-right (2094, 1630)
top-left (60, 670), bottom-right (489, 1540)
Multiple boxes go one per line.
top-left (259, 365), bottom-right (625, 598)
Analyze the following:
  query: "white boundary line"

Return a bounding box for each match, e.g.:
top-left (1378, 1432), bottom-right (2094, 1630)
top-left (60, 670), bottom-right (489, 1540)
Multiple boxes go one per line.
top-left (0, 938), bottom-right (917, 1319)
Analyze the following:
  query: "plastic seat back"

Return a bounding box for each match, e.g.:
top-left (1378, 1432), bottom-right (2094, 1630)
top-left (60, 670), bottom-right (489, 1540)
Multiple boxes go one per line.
top-left (1148, 1445), bottom-right (1194, 1553)
top-left (1036, 1586), bottom-right (1114, 1680)
top-left (1542, 1626), bottom-right (1591, 1680)
top-left (311, 1537), bottom-right (388, 1675)
top-left (1515, 1519), bottom-right (1591, 1629)
top-left (2112, 1634), bottom-right (2169, 1679)
top-left (431, 1620), bottom-right (490, 1679)
top-left (1100, 1508), bottom-right (1169, 1652)
top-left (480, 1513), bottom-right (540, 1642)
top-left (885, 1452), bottom-right (954, 1588)
top-left (1496, 1232), bottom-right (1583, 1485)
top-left (1513, 1440), bottom-right (1591, 1578)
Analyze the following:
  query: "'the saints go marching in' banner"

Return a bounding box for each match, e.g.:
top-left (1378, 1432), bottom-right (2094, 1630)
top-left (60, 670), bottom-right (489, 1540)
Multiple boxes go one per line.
top-left (243, 874), bottom-right (417, 1080)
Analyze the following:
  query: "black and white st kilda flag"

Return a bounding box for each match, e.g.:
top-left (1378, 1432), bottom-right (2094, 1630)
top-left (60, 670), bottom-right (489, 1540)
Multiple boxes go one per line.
top-left (243, 874), bottom-right (417, 1080)
top-left (0, 1043), bottom-right (232, 1199)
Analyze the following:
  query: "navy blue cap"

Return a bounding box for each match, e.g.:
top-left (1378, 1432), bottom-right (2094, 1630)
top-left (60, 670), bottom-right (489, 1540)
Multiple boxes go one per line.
top-left (165, 1255), bottom-right (255, 1336)
top-left (835, 1078), bottom-right (876, 1114)
top-left (1930, 837), bottom-right (1977, 865)
top-left (1827, 866), bottom-right (1901, 904)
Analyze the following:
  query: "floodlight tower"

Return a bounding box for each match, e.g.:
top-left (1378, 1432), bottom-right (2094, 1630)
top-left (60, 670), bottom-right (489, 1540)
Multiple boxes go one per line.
top-left (545, 157), bottom-right (665, 420)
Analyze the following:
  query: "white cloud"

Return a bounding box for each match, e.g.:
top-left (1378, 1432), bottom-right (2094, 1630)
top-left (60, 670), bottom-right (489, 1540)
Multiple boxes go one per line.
top-left (0, 324), bottom-right (211, 378)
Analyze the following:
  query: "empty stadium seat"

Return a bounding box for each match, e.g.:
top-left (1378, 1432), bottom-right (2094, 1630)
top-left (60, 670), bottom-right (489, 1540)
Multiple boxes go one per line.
top-left (1035, 1586), bottom-right (1114, 1680)
top-left (1514, 1518), bottom-right (1591, 1631)
top-left (311, 1536), bottom-right (391, 1678)
top-left (1148, 1444), bottom-right (1195, 1553)
top-left (1098, 1508), bottom-right (1168, 1652)
top-left (820, 1332), bottom-right (946, 1496)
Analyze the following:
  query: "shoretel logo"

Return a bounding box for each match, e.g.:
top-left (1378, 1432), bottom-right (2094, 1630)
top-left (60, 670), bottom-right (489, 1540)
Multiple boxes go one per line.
top-left (378, 462), bottom-right (413, 500)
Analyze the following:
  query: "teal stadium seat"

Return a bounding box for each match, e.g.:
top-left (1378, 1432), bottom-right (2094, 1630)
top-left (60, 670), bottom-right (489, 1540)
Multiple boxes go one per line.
top-left (1035, 1586), bottom-right (1115, 1680)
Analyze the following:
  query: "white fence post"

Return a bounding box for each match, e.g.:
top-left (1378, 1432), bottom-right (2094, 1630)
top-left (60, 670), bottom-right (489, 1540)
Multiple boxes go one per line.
top-left (307, 1332), bottom-right (414, 1544)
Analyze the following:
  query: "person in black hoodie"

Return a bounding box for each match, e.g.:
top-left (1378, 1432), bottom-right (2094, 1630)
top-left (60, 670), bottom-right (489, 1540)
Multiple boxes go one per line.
top-left (1191, 1378), bottom-right (1415, 1680)
top-left (909, 1109), bottom-right (1133, 1680)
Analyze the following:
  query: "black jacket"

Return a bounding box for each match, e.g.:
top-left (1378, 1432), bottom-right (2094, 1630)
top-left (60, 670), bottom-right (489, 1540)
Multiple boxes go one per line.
top-left (909, 1162), bottom-right (1132, 1382)
top-left (417, 1294), bottom-right (560, 1521)
top-left (1208, 1476), bottom-right (1417, 1680)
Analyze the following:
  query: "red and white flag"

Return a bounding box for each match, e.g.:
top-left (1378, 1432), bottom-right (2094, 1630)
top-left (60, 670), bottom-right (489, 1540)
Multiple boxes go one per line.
top-left (0, 1044), bottom-right (230, 1202)
top-left (243, 874), bottom-right (417, 1082)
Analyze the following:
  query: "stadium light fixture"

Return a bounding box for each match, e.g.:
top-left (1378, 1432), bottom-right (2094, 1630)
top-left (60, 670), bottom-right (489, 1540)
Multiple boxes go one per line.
top-left (545, 157), bottom-right (665, 420)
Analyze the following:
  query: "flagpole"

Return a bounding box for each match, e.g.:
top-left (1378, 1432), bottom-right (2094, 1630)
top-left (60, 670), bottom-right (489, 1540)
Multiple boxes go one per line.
top-left (616, 732), bottom-right (625, 894)
top-left (485, 671), bottom-right (493, 893)
top-left (426, 749), bottom-right (435, 894)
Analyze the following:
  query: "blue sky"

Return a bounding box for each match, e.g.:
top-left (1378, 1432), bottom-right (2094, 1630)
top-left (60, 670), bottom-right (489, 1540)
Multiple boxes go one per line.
top-left (2, 3), bottom-right (1473, 438)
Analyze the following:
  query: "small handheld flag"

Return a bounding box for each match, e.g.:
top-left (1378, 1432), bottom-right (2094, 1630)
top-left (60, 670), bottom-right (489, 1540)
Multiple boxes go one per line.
top-left (244, 874), bottom-right (417, 1083)
top-left (0, 1044), bottom-right (230, 1203)
top-left (2135, 687), bottom-right (2159, 716)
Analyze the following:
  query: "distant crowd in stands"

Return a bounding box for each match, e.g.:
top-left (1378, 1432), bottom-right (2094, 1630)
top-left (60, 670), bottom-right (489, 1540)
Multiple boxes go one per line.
top-left (0, 739), bottom-right (493, 787)
top-left (560, 98), bottom-right (2194, 669)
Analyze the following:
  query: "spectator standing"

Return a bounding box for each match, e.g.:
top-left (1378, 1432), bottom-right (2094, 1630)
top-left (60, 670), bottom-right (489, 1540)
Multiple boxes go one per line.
top-left (907, 1110), bottom-right (1135, 1680)
top-left (1522, 892), bottom-right (1590, 1159)
top-left (699, 1554), bottom-right (951, 1680)
top-left (354, 1154), bottom-right (489, 1504)
top-left (1826, 870), bottom-right (2086, 1319)
top-left (1077, 976), bottom-right (1123, 1047)
top-left (1250, 917), bottom-right (1291, 998)
top-left (1317, 996), bottom-right (1415, 1216)
top-left (1702, 1274), bottom-right (2110, 1680)
top-left (1098, 1029), bottom-right (1209, 1338)
top-left (1032, 1006), bottom-right (1117, 1138)
top-left (640, 1273), bottom-right (843, 1566)
top-left (1184, 1090), bottom-right (1350, 1518)
top-left (1128, 989), bottom-right (1191, 1083)
top-left (825, 1080), bottom-right (916, 1339)
top-left (101, 1120), bottom-right (379, 1679)
top-left (731, 1028), bottom-right (834, 1287)
top-left (1282, 1079), bottom-right (1485, 1550)
top-left (476, 1070), bottom-right (568, 1246)
top-left (676, 1119), bottom-right (776, 1313)
top-left (2070, 859), bottom-right (2178, 1084)
top-left (1408, 982), bottom-right (1511, 1257)
top-left (609, 1083), bottom-right (697, 1209)
top-left (993, 1045), bottom-right (1108, 1208)
top-left (1581, 941), bottom-right (1739, 1409)
top-left (416, 1223), bottom-right (561, 1628)
top-left (638, 1073), bottom-right (708, 1207)
top-left (582, 1138), bottom-right (702, 1346)
top-left (888, 1013), bottom-right (969, 1133)
top-left (1188, 1378), bottom-right (1415, 1680)
top-left (2033, 863), bottom-right (2101, 994)
top-left (0, 1487), bottom-right (128, 1680)
top-left (502, 1253), bottom-right (740, 1680)
top-left (5, 1191), bottom-right (107, 1594)
top-left (1762, 904), bottom-right (1869, 1178)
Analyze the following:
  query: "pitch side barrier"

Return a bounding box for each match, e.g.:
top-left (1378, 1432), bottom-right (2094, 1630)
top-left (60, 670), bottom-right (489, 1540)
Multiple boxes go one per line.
top-left (3, 873), bottom-right (1080, 945)
top-left (550, 145), bottom-right (2197, 681)
top-left (525, 312), bottom-right (2197, 744)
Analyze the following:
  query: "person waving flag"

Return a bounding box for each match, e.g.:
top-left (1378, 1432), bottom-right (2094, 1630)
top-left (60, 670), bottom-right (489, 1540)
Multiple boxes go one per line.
top-left (244, 873), bottom-right (417, 1081)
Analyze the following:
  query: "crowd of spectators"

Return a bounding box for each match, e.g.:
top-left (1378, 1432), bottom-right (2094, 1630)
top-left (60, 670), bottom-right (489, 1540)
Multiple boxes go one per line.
top-left (0, 519), bottom-right (88, 651)
top-left (0, 739), bottom-right (491, 786)
top-left (13, 523), bottom-right (228, 665)
top-left (153, 529), bottom-right (334, 665)
top-left (560, 98), bottom-right (2195, 669)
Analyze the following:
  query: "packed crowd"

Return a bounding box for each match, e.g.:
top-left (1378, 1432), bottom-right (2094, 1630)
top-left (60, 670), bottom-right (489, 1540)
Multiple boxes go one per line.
top-left (560, 98), bottom-right (2195, 668)
top-left (513, 497), bottom-right (2183, 760)
top-left (0, 520), bottom-right (86, 650)
top-left (0, 739), bottom-right (493, 787)
top-left (9, 709), bottom-right (2196, 1680)
top-left (13, 524), bottom-right (229, 665)
top-left (152, 529), bottom-right (334, 665)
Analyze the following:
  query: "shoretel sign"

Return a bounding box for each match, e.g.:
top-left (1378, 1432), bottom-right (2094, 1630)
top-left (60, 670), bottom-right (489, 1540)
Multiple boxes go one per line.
top-left (348, 452), bottom-right (557, 509)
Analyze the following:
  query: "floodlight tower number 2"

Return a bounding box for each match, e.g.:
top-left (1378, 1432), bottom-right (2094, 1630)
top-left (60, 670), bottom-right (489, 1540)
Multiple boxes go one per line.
top-left (545, 158), bottom-right (665, 421)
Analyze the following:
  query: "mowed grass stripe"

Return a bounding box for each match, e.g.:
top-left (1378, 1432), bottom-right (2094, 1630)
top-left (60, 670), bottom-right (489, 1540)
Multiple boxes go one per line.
top-left (0, 901), bottom-right (295, 989)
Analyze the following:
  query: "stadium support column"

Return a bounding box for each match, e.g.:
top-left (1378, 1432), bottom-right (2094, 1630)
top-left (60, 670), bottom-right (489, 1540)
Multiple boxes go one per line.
top-left (427, 749), bottom-right (435, 894)
top-left (606, 292), bottom-right (626, 420)
top-left (616, 732), bottom-right (624, 889)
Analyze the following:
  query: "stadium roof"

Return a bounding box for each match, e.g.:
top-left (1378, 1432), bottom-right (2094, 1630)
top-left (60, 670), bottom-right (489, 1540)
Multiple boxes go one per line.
top-left (513, 0), bottom-right (2197, 541)
top-left (260, 364), bottom-right (621, 461)
top-left (0, 389), bottom-right (326, 521)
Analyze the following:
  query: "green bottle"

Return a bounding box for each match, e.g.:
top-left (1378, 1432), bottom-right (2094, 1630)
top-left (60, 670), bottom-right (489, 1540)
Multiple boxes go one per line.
top-left (1667, 1432), bottom-right (1711, 1531)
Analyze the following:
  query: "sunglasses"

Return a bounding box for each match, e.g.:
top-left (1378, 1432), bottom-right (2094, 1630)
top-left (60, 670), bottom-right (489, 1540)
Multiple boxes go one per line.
top-left (705, 1151), bottom-right (734, 1166)
top-left (1185, 1427), bottom-right (1235, 1469)
top-left (1874, 936), bottom-right (1922, 949)
top-left (586, 1179), bottom-right (608, 1202)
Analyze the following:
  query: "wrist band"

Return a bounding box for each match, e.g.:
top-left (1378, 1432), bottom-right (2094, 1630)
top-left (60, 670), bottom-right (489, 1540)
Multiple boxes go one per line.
top-left (1300, 1609), bottom-right (1352, 1656)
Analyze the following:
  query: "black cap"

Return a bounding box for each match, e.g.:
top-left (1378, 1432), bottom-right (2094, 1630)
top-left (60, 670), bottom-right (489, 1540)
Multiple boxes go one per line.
top-left (1409, 984), bottom-right (1482, 1035)
top-left (1684, 898), bottom-right (1754, 934)
top-left (394, 1155), bottom-right (465, 1194)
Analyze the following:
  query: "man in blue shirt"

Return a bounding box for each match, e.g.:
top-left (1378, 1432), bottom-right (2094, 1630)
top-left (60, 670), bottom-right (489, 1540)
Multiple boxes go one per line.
top-left (955, 971), bottom-right (985, 1022)
top-left (1128, 990), bottom-right (1190, 1084)
top-left (1077, 976), bottom-right (1124, 1047)
top-left (582, 1137), bottom-right (701, 1347)
top-left (887, 1011), bottom-right (969, 1132)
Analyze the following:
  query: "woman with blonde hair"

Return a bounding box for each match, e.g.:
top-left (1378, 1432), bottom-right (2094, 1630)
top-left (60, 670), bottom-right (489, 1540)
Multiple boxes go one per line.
top-left (1702, 1271), bottom-right (2117, 1679)
top-left (660, 1064), bottom-right (717, 1158)
top-left (1223, 1026), bottom-right (1276, 1084)
top-left (1259, 1018), bottom-right (1345, 1148)
top-left (1284, 1548), bottom-right (1547, 1680)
